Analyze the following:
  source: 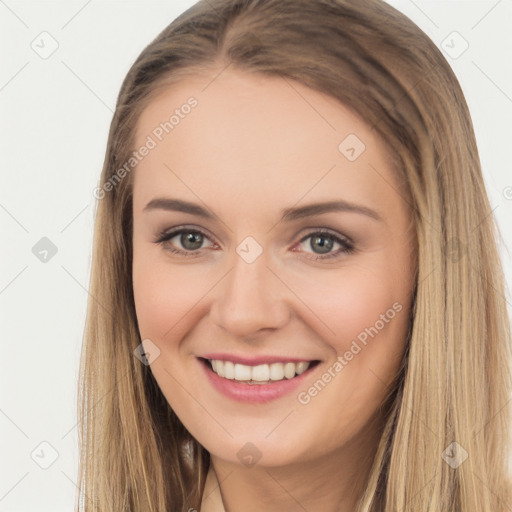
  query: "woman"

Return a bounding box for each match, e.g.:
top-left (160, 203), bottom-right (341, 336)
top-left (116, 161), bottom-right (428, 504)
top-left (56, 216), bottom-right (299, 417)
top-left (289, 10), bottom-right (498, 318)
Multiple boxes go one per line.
top-left (78, 0), bottom-right (512, 510)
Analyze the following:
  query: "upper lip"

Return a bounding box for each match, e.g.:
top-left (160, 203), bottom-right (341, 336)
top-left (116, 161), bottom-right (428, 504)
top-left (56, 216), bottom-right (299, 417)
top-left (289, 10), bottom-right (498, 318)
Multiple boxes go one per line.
top-left (199, 353), bottom-right (321, 366)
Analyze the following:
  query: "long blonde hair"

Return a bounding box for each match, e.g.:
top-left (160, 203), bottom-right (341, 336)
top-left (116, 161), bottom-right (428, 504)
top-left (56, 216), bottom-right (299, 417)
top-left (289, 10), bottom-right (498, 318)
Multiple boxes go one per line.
top-left (77, 0), bottom-right (512, 510)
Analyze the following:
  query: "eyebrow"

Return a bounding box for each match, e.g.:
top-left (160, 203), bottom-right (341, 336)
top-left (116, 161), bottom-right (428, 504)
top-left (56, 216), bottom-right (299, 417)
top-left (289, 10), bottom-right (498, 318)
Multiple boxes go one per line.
top-left (143, 197), bottom-right (383, 222)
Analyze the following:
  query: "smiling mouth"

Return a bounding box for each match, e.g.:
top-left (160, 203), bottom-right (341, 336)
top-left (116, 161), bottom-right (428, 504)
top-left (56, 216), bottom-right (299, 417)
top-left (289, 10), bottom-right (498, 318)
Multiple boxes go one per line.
top-left (199, 357), bottom-right (321, 384)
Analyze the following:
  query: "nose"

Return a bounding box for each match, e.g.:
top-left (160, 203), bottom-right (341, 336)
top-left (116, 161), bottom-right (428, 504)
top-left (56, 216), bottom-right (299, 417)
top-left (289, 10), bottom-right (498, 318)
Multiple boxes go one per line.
top-left (209, 247), bottom-right (290, 339)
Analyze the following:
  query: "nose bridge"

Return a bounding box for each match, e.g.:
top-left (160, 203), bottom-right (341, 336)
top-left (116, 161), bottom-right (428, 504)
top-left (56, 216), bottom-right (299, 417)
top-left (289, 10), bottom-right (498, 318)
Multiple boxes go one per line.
top-left (210, 242), bottom-right (289, 337)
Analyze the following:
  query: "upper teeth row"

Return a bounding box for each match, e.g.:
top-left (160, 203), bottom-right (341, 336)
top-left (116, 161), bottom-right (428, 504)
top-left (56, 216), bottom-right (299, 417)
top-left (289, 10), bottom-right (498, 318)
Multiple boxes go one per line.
top-left (210, 360), bottom-right (311, 381)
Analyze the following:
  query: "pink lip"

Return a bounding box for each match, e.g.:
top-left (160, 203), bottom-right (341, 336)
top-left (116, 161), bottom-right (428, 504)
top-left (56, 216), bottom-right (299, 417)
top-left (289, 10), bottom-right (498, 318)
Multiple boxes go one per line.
top-left (199, 353), bottom-right (318, 366)
top-left (197, 357), bottom-right (321, 403)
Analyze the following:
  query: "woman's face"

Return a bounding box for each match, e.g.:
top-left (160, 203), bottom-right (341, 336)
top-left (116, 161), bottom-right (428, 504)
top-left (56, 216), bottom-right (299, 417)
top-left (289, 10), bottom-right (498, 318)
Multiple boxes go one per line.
top-left (131, 68), bottom-right (416, 467)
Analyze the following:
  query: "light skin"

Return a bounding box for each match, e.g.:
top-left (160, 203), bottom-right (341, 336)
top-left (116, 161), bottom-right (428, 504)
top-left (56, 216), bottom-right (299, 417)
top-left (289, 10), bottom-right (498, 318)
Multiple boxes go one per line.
top-left (132, 67), bottom-right (416, 512)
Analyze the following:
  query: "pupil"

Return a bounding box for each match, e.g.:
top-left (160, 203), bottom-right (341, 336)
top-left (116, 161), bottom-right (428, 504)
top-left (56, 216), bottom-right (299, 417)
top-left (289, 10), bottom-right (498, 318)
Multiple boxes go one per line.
top-left (311, 235), bottom-right (333, 254)
top-left (182, 232), bottom-right (203, 250)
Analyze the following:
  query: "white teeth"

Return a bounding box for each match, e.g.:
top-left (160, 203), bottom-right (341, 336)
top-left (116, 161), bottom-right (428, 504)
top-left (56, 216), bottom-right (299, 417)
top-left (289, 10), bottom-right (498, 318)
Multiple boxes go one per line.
top-left (224, 361), bottom-right (235, 379)
top-left (234, 363), bottom-right (251, 381)
top-left (295, 361), bottom-right (309, 375)
top-left (215, 360), bottom-right (225, 377)
top-left (283, 362), bottom-right (296, 379)
top-left (208, 359), bottom-right (313, 382)
top-left (251, 364), bottom-right (270, 381)
top-left (269, 363), bottom-right (284, 381)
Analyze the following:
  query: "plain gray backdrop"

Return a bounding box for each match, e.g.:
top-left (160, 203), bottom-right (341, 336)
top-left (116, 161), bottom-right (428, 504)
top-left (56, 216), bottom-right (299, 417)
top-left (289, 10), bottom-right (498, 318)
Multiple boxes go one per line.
top-left (1, 1), bottom-right (511, 510)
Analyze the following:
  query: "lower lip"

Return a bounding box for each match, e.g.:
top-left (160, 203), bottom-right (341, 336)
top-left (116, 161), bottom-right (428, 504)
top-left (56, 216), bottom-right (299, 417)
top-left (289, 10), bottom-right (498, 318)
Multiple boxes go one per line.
top-left (198, 358), bottom-right (320, 403)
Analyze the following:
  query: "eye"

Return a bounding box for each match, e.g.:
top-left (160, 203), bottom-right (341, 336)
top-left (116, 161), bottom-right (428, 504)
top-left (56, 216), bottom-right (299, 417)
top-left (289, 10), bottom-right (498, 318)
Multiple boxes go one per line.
top-left (293, 229), bottom-right (355, 260)
top-left (154, 226), bottom-right (354, 261)
top-left (154, 226), bottom-right (216, 257)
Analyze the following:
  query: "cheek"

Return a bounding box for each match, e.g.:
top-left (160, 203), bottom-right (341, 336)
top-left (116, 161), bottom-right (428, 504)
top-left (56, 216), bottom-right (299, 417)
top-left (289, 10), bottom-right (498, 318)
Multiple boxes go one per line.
top-left (134, 249), bottom-right (411, 361)
top-left (291, 270), bottom-right (410, 444)
top-left (132, 247), bottom-right (225, 354)
top-left (292, 262), bottom-right (411, 413)
top-left (293, 263), bottom-right (405, 347)
top-left (133, 253), bottom-right (203, 340)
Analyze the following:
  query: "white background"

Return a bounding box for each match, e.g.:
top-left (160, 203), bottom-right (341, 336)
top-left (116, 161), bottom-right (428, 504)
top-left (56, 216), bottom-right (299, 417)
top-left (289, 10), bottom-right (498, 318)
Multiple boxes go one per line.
top-left (1, 1), bottom-right (511, 510)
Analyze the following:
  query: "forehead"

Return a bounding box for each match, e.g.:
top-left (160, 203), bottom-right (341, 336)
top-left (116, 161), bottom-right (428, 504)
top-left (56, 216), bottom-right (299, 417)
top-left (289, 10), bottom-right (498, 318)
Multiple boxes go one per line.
top-left (132, 68), bottom-right (400, 217)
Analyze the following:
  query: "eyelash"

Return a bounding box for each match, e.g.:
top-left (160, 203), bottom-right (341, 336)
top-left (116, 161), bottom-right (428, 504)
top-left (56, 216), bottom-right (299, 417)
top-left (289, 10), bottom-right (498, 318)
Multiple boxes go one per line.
top-left (153, 226), bottom-right (355, 261)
